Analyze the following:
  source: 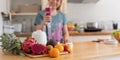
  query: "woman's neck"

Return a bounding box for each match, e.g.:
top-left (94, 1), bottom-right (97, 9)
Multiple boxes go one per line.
top-left (51, 9), bottom-right (57, 16)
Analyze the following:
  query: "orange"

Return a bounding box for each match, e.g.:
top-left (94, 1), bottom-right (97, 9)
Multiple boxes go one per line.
top-left (49, 48), bottom-right (60, 58)
top-left (55, 44), bottom-right (64, 52)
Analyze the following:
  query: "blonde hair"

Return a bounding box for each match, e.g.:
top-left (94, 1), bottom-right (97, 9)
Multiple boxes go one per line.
top-left (57, 0), bottom-right (62, 10)
top-left (42, 0), bottom-right (67, 14)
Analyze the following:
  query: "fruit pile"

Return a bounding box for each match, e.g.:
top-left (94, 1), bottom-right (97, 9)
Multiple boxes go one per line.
top-left (22, 37), bottom-right (47, 55)
top-left (22, 39), bottom-right (73, 58)
top-left (0, 34), bottom-right (73, 58)
top-left (67, 22), bottom-right (75, 31)
top-left (46, 40), bottom-right (73, 58)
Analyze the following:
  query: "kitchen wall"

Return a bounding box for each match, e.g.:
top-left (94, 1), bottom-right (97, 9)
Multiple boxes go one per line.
top-left (0, 0), bottom-right (7, 36)
top-left (0, 15), bottom-right (3, 36)
top-left (66, 0), bottom-right (120, 31)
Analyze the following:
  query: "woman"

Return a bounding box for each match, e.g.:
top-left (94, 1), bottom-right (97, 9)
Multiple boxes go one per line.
top-left (34, 0), bottom-right (69, 43)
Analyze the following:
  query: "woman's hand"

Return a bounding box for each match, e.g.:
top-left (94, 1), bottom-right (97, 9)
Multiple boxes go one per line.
top-left (35, 13), bottom-right (52, 31)
top-left (43, 13), bottom-right (52, 24)
top-left (63, 39), bottom-right (69, 43)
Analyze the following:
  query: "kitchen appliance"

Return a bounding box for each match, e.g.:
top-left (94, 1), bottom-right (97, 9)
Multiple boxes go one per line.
top-left (32, 30), bottom-right (47, 45)
top-left (84, 28), bottom-right (102, 32)
top-left (3, 21), bottom-right (15, 34)
top-left (84, 22), bottom-right (102, 32)
top-left (87, 22), bottom-right (98, 29)
top-left (3, 25), bottom-right (15, 34)
top-left (86, 22), bottom-right (99, 29)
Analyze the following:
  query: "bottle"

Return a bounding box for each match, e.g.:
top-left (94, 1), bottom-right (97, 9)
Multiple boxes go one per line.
top-left (112, 21), bottom-right (118, 30)
top-left (45, 7), bottom-right (52, 17)
top-left (79, 24), bottom-right (84, 32)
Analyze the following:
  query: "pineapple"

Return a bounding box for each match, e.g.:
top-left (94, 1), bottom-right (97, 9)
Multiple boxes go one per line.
top-left (0, 33), bottom-right (25, 56)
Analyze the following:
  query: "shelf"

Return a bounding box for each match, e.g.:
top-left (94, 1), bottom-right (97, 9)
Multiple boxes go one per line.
top-left (10, 13), bottom-right (38, 16)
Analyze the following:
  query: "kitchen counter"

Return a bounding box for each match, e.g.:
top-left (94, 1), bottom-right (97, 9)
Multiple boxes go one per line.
top-left (15, 31), bottom-right (112, 37)
top-left (69, 31), bottom-right (112, 36)
top-left (0, 42), bottom-right (120, 60)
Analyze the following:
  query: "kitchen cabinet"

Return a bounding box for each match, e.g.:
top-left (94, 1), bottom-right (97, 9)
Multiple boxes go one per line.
top-left (16, 31), bottom-right (112, 42)
top-left (8, 0), bottom-right (41, 16)
top-left (18, 35), bottom-right (112, 43)
top-left (68, 31), bottom-right (112, 42)
top-left (69, 35), bottom-right (112, 42)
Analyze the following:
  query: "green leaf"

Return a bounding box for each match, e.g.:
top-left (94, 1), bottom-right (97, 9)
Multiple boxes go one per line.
top-left (7, 44), bottom-right (17, 52)
top-left (10, 34), bottom-right (17, 40)
top-left (2, 49), bottom-right (9, 54)
top-left (13, 49), bottom-right (17, 55)
top-left (18, 50), bottom-right (25, 56)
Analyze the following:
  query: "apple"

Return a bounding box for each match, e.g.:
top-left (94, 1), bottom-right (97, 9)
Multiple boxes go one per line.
top-left (64, 44), bottom-right (73, 53)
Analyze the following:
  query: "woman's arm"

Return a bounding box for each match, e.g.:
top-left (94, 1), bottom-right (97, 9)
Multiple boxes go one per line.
top-left (63, 25), bottom-right (69, 43)
top-left (35, 21), bottom-right (46, 31)
top-left (35, 15), bottom-right (52, 31)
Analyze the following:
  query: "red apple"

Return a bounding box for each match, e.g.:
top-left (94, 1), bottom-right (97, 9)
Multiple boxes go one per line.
top-left (64, 44), bottom-right (72, 53)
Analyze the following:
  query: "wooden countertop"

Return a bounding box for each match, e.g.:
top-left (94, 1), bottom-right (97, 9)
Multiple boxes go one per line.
top-left (69, 31), bottom-right (112, 36)
top-left (15, 31), bottom-right (112, 37)
top-left (1, 42), bottom-right (120, 60)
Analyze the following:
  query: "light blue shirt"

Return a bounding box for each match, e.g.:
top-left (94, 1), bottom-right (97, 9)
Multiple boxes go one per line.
top-left (34, 10), bottom-right (67, 42)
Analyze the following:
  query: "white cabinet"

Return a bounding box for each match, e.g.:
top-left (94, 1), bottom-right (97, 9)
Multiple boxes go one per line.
top-left (69, 35), bottom-right (112, 42)
top-left (19, 35), bottom-right (112, 43)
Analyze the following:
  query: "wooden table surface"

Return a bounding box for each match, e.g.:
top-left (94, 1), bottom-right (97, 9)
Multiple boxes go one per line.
top-left (1, 42), bottom-right (120, 60)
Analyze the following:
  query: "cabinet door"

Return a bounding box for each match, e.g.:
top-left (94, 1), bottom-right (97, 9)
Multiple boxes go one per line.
top-left (41, 0), bottom-right (67, 14)
top-left (69, 35), bottom-right (111, 42)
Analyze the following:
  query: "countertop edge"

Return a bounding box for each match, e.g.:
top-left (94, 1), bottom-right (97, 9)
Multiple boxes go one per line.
top-left (15, 31), bottom-right (112, 37)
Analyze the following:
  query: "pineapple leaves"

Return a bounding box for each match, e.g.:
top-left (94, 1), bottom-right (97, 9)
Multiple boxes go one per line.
top-left (0, 33), bottom-right (25, 56)
top-left (7, 43), bottom-right (18, 52)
